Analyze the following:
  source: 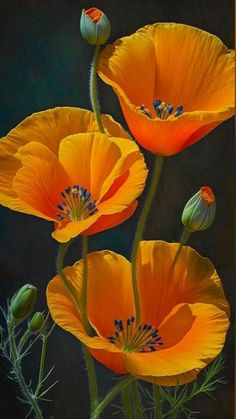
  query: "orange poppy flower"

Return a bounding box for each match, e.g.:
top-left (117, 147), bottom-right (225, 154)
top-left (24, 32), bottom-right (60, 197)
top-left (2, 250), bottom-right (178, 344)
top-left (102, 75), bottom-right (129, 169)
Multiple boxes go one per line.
top-left (97, 23), bottom-right (235, 155)
top-left (47, 241), bottom-right (229, 385)
top-left (0, 107), bottom-right (147, 242)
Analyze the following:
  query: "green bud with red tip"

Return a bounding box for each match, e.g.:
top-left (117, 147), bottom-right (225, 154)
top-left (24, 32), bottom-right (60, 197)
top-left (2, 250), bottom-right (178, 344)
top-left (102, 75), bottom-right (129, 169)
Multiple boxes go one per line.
top-left (80, 7), bottom-right (111, 46)
top-left (182, 186), bottom-right (216, 232)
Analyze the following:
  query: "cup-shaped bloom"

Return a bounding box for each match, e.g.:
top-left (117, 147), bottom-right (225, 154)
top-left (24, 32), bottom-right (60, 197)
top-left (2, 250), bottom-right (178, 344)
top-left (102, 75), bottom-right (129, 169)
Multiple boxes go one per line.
top-left (11, 284), bottom-right (37, 322)
top-left (182, 186), bottom-right (216, 232)
top-left (80, 7), bottom-right (111, 45)
top-left (47, 241), bottom-right (229, 386)
top-left (0, 107), bottom-right (147, 242)
top-left (28, 312), bottom-right (45, 334)
top-left (98, 23), bottom-right (235, 155)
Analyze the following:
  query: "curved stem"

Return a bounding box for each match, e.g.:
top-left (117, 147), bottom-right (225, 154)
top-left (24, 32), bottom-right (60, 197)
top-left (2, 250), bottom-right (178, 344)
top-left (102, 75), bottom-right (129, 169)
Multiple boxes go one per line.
top-left (56, 241), bottom-right (83, 316)
top-left (83, 345), bottom-right (99, 417)
top-left (91, 376), bottom-right (136, 419)
top-left (131, 154), bottom-right (164, 325)
top-left (122, 386), bottom-right (132, 419)
top-left (35, 333), bottom-right (47, 397)
top-left (153, 385), bottom-right (162, 419)
top-left (90, 44), bottom-right (105, 133)
top-left (171, 228), bottom-right (191, 270)
top-left (8, 318), bottom-right (44, 419)
top-left (81, 235), bottom-right (92, 335)
top-left (18, 329), bottom-right (32, 352)
top-left (56, 241), bottom-right (99, 417)
top-left (131, 381), bottom-right (143, 418)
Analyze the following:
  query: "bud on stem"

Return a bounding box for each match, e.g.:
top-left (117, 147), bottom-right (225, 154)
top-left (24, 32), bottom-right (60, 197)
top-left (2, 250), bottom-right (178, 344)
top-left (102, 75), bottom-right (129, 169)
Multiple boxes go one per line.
top-left (10, 284), bottom-right (37, 323)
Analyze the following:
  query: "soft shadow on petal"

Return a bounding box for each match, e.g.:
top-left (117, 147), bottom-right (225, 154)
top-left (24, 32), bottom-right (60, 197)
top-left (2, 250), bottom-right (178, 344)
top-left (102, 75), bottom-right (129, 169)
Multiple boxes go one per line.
top-left (124, 303), bottom-right (229, 381)
top-left (137, 241), bottom-right (229, 326)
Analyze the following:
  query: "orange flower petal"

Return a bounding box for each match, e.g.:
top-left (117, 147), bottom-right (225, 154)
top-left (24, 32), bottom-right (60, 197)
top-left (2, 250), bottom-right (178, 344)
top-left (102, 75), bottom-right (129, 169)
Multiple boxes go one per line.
top-left (46, 269), bottom-right (121, 352)
top-left (83, 200), bottom-right (137, 235)
top-left (1, 107), bottom-right (130, 156)
top-left (137, 241), bottom-right (229, 326)
top-left (58, 133), bottom-right (122, 200)
top-left (89, 349), bottom-right (128, 374)
top-left (14, 142), bottom-right (71, 220)
top-left (98, 23), bottom-right (235, 155)
top-left (51, 213), bottom-right (101, 243)
top-left (124, 303), bottom-right (229, 384)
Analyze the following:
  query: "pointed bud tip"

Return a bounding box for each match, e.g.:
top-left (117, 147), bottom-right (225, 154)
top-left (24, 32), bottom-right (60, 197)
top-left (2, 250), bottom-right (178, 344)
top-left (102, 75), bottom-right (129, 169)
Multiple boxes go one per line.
top-left (182, 186), bottom-right (216, 232)
top-left (80, 7), bottom-right (111, 46)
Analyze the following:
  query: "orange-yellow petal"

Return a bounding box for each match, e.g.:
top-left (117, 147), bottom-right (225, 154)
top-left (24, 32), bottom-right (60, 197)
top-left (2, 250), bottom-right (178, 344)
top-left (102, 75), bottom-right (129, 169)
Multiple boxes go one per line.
top-left (83, 200), bottom-right (137, 235)
top-left (14, 142), bottom-right (71, 220)
top-left (98, 23), bottom-right (235, 155)
top-left (124, 303), bottom-right (229, 384)
top-left (0, 107), bottom-right (130, 156)
top-left (46, 269), bottom-right (121, 352)
top-left (137, 241), bottom-right (229, 326)
top-left (58, 133), bottom-right (122, 200)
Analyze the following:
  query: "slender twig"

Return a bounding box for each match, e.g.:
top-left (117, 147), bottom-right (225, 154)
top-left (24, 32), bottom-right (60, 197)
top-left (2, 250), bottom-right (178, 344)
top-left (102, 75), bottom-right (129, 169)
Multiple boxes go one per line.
top-left (131, 154), bottom-right (164, 325)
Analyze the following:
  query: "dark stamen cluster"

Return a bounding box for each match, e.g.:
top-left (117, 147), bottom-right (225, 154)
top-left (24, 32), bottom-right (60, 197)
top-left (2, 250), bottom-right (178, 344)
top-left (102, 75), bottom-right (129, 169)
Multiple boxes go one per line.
top-left (56, 185), bottom-right (98, 222)
top-left (140, 99), bottom-right (183, 120)
top-left (108, 316), bottom-right (163, 353)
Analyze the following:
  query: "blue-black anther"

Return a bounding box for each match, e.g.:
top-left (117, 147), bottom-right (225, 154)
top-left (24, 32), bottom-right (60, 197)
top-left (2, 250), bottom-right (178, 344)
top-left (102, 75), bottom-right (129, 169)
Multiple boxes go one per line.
top-left (153, 99), bottom-right (161, 108)
top-left (150, 346), bottom-right (156, 352)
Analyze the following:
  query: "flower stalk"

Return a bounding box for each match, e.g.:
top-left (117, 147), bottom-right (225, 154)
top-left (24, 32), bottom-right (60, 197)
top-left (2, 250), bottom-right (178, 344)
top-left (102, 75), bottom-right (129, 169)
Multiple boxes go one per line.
top-left (56, 240), bottom-right (99, 417)
top-left (131, 381), bottom-right (143, 418)
top-left (171, 228), bottom-right (191, 270)
top-left (90, 44), bottom-right (105, 133)
top-left (131, 154), bottom-right (164, 325)
top-left (153, 385), bottom-right (163, 419)
top-left (8, 318), bottom-right (44, 419)
top-left (91, 376), bottom-right (136, 419)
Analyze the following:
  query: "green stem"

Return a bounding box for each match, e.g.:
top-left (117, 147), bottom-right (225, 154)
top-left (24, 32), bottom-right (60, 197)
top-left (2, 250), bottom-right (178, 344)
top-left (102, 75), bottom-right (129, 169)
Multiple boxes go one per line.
top-left (83, 345), bottom-right (99, 417)
top-left (35, 333), bottom-right (47, 397)
top-left (18, 329), bottom-right (32, 352)
top-left (81, 235), bottom-right (92, 335)
top-left (122, 386), bottom-right (132, 419)
top-left (153, 385), bottom-right (162, 419)
top-left (131, 381), bottom-right (143, 418)
top-left (8, 318), bottom-right (44, 419)
top-left (90, 44), bottom-right (105, 133)
top-left (91, 376), bottom-right (136, 419)
top-left (56, 242), bottom-right (83, 316)
top-left (56, 241), bottom-right (99, 418)
top-left (171, 228), bottom-right (191, 270)
top-left (131, 154), bottom-right (164, 325)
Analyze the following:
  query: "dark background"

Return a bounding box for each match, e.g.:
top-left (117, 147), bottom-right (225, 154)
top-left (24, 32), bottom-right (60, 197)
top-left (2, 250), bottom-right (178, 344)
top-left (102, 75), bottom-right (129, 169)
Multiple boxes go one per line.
top-left (0, 1), bottom-right (234, 418)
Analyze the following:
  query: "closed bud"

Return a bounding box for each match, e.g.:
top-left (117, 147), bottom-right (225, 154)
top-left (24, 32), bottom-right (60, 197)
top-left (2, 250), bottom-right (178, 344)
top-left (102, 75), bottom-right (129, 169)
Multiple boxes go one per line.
top-left (80, 7), bottom-right (111, 46)
top-left (28, 312), bottom-right (45, 333)
top-left (182, 186), bottom-right (216, 232)
top-left (10, 284), bottom-right (37, 322)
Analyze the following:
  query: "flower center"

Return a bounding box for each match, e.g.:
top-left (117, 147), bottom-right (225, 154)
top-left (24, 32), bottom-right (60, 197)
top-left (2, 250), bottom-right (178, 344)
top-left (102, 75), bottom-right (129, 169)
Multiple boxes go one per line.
top-left (56, 185), bottom-right (98, 222)
top-left (140, 99), bottom-right (184, 120)
top-left (108, 316), bottom-right (163, 353)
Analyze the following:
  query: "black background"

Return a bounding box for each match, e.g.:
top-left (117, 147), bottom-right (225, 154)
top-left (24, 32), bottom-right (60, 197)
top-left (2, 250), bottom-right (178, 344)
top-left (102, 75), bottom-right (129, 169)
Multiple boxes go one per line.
top-left (0, 1), bottom-right (234, 418)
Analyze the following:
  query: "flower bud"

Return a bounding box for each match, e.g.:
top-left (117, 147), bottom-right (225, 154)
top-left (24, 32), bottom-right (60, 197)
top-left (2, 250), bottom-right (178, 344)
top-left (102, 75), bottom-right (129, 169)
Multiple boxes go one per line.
top-left (10, 284), bottom-right (37, 322)
top-left (28, 312), bottom-right (45, 334)
top-left (80, 7), bottom-right (111, 46)
top-left (182, 186), bottom-right (216, 232)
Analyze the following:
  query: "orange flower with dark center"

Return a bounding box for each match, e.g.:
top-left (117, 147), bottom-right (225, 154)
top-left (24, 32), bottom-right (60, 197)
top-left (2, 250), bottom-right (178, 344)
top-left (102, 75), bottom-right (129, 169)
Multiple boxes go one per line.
top-left (47, 241), bottom-right (229, 385)
top-left (0, 107), bottom-right (147, 242)
top-left (98, 23), bottom-right (235, 155)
